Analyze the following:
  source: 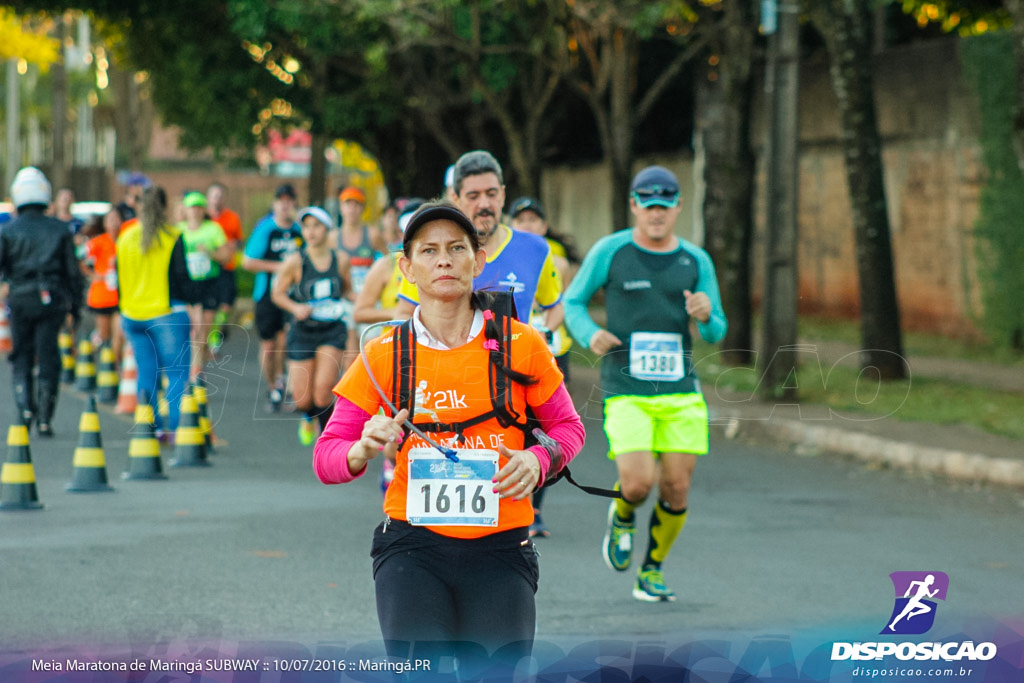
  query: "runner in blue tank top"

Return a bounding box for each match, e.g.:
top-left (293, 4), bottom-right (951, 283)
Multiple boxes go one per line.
top-left (336, 186), bottom-right (383, 366)
top-left (565, 165), bottom-right (727, 603)
top-left (395, 151), bottom-right (563, 327)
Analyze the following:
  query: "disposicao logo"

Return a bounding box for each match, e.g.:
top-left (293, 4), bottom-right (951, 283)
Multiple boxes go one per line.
top-left (881, 571), bottom-right (948, 635)
top-left (830, 571), bottom-right (998, 663)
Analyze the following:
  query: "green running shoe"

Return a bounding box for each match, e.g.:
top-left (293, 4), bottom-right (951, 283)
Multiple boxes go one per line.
top-left (297, 416), bottom-right (316, 446)
top-left (633, 565), bottom-right (676, 602)
top-left (602, 501), bottom-right (635, 572)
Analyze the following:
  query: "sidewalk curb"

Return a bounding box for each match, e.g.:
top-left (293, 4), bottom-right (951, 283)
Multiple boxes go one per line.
top-left (710, 407), bottom-right (1024, 488)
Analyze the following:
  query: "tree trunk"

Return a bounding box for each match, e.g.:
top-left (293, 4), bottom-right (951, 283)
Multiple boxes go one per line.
top-left (309, 131), bottom-right (329, 207)
top-left (51, 18), bottom-right (69, 190)
top-left (696, 3), bottom-right (757, 367)
top-left (308, 64), bottom-right (329, 207)
top-left (607, 29), bottom-right (635, 231)
top-left (758, 3), bottom-right (801, 402)
top-left (813, 2), bottom-right (907, 380)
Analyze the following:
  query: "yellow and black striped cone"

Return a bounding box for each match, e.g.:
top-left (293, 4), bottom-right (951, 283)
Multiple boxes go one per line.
top-left (0, 422), bottom-right (44, 511)
top-left (59, 331), bottom-right (76, 384)
top-left (75, 339), bottom-right (97, 393)
top-left (66, 396), bottom-right (115, 493)
top-left (96, 345), bottom-right (120, 404)
top-left (169, 388), bottom-right (210, 468)
top-left (122, 390), bottom-right (167, 481)
top-left (158, 373), bottom-right (170, 422)
top-left (191, 377), bottom-right (215, 454)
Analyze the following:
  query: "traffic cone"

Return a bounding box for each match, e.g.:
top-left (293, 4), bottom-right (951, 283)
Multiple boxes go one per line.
top-left (0, 422), bottom-right (44, 511)
top-left (0, 305), bottom-right (12, 353)
top-left (96, 345), bottom-right (120, 404)
top-left (158, 374), bottom-right (170, 422)
top-left (75, 339), bottom-right (97, 393)
top-left (66, 396), bottom-right (114, 493)
top-left (59, 331), bottom-right (76, 384)
top-left (122, 390), bottom-right (167, 481)
top-left (114, 343), bottom-right (138, 414)
top-left (191, 377), bottom-right (215, 454)
top-left (169, 388), bottom-right (210, 468)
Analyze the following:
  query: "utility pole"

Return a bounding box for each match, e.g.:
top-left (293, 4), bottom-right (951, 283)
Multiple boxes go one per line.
top-left (758, 1), bottom-right (801, 401)
top-left (5, 59), bottom-right (20, 191)
top-left (50, 15), bottom-right (69, 190)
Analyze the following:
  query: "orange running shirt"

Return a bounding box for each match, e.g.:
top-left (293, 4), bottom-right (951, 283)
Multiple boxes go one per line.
top-left (213, 208), bottom-right (243, 271)
top-left (85, 233), bottom-right (119, 309)
top-left (334, 319), bottom-right (562, 539)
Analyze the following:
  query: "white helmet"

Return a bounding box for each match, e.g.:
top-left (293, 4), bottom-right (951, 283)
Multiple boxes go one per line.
top-left (10, 166), bottom-right (52, 208)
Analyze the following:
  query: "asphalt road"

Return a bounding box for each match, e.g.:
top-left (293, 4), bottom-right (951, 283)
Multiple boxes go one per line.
top-left (2, 327), bottom-right (1022, 680)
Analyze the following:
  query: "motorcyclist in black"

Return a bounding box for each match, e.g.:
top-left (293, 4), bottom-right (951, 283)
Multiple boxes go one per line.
top-left (0, 167), bottom-right (83, 436)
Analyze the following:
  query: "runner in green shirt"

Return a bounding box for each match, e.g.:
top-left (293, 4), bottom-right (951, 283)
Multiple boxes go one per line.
top-left (179, 191), bottom-right (232, 378)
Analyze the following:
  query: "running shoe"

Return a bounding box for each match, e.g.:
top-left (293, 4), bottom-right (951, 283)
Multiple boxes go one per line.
top-left (602, 501), bottom-right (635, 572)
top-left (297, 417), bottom-right (316, 446)
top-left (207, 329), bottom-right (224, 359)
top-left (268, 376), bottom-right (286, 413)
top-left (267, 388), bottom-right (283, 413)
top-left (529, 511), bottom-right (550, 538)
top-left (633, 565), bottom-right (677, 602)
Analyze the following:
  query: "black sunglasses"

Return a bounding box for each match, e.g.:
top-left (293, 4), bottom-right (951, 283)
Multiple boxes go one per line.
top-left (632, 186), bottom-right (679, 203)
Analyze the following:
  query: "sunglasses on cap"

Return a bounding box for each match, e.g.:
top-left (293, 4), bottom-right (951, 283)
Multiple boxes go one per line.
top-left (632, 185), bottom-right (680, 207)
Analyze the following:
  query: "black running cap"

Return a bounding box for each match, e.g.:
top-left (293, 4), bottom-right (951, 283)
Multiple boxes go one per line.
top-left (401, 204), bottom-right (478, 252)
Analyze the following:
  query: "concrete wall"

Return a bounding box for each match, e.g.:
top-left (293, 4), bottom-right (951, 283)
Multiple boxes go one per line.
top-left (542, 38), bottom-right (989, 338)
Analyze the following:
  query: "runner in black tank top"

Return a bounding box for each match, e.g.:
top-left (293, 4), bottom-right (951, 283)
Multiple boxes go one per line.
top-left (271, 207), bottom-right (352, 444)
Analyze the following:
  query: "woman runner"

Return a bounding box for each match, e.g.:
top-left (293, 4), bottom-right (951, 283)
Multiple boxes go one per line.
top-left (271, 206), bottom-right (352, 445)
top-left (313, 201), bottom-right (585, 669)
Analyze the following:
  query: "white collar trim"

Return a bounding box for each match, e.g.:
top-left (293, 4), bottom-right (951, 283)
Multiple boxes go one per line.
top-left (411, 307), bottom-right (485, 350)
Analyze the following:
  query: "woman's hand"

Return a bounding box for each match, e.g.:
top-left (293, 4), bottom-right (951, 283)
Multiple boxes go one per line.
top-left (292, 303), bottom-right (313, 321)
top-left (350, 409), bottom-right (409, 473)
top-left (493, 445), bottom-right (542, 500)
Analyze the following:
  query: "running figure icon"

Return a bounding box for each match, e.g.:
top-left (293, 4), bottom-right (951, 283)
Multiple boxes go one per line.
top-left (882, 571), bottom-right (949, 635)
top-left (888, 574), bottom-right (938, 631)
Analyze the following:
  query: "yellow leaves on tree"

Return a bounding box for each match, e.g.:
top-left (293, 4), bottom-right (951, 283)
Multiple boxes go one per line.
top-left (0, 9), bottom-right (59, 70)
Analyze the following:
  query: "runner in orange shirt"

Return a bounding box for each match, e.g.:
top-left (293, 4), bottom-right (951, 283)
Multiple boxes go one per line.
top-left (82, 207), bottom-right (124, 362)
top-left (207, 182), bottom-right (242, 353)
top-left (313, 201), bottom-right (585, 668)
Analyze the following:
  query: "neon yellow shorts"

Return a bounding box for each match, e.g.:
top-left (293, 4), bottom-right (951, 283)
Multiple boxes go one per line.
top-left (603, 393), bottom-right (709, 458)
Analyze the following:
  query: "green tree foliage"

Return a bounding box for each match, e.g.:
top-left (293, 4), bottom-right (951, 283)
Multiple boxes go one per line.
top-left (555, 0), bottom-right (716, 230)
top-left (960, 32), bottom-right (1024, 348)
top-left (362, 0), bottom-right (570, 195)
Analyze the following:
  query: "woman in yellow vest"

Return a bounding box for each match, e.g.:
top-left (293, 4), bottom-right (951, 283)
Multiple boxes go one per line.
top-left (116, 186), bottom-right (196, 440)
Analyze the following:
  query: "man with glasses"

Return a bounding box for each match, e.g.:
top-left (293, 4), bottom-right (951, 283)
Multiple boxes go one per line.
top-left (564, 165), bottom-right (727, 602)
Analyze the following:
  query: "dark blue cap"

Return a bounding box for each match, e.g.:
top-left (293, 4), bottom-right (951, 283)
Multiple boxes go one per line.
top-left (630, 166), bottom-right (680, 208)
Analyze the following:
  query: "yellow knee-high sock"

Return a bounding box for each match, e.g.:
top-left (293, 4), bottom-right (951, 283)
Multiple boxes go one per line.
top-left (643, 500), bottom-right (688, 568)
top-left (613, 481), bottom-right (641, 521)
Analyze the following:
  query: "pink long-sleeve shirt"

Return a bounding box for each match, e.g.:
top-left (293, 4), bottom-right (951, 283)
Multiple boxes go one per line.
top-left (314, 382), bottom-right (585, 487)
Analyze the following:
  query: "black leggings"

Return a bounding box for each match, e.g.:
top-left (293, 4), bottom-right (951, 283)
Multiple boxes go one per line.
top-left (8, 295), bottom-right (65, 387)
top-left (371, 519), bottom-right (539, 671)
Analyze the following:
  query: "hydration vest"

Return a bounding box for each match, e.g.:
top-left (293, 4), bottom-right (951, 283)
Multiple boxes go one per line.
top-left (387, 290), bottom-right (618, 497)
